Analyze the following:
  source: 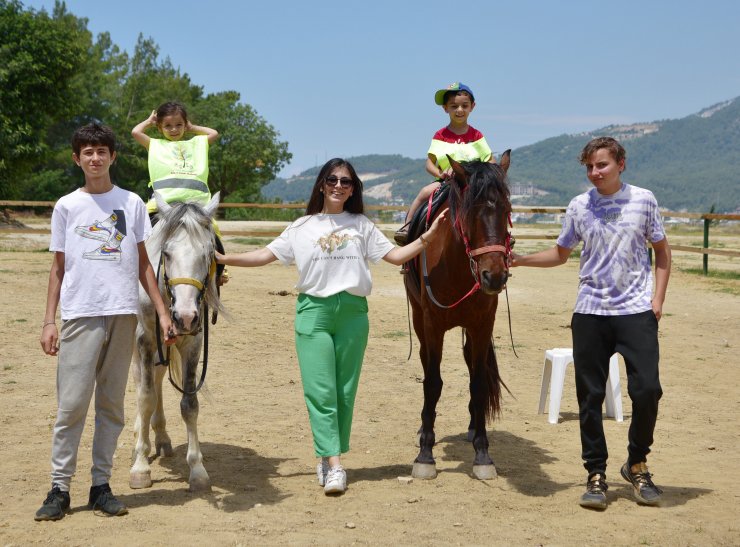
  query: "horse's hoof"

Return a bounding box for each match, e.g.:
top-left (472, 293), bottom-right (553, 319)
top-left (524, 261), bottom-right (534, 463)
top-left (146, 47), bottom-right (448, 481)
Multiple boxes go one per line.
top-left (129, 471), bottom-right (152, 489)
top-left (188, 478), bottom-right (212, 493)
top-left (412, 463), bottom-right (437, 480)
top-left (156, 441), bottom-right (174, 457)
top-left (472, 464), bottom-right (497, 480)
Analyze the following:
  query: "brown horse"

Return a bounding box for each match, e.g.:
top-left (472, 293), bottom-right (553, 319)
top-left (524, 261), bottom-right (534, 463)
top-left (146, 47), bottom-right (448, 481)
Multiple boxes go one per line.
top-left (404, 152), bottom-right (512, 480)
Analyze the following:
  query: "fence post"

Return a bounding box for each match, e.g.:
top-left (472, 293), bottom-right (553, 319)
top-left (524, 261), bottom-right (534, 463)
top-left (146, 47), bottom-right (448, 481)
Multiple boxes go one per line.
top-left (703, 217), bottom-right (710, 276)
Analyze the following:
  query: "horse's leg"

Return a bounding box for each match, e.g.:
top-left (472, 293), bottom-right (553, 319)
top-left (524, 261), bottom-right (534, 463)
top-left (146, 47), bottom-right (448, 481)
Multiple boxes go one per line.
top-left (151, 363), bottom-right (173, 457)
top-left (466, 334), bottom-right (498, 480)
top-left (130, 336), bottom-right (157, 489)
top-left (412, 329), bottom-right (444, 480)
top-left (180, 341), bottom-right (210, 492)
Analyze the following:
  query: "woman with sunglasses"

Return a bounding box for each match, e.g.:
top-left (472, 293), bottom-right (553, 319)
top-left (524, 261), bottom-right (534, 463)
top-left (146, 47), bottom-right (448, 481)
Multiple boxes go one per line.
top-left (217, 158), bottom-right (447, 495)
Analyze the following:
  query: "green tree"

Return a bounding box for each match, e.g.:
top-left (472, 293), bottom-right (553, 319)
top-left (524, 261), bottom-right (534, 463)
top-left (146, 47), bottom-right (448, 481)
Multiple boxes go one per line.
top-left (0, 0), bottom-right (88, 198)
top-left (2, 2), bottom-right (292, 205)
top-left (198, 91), bottom-right (292, 202)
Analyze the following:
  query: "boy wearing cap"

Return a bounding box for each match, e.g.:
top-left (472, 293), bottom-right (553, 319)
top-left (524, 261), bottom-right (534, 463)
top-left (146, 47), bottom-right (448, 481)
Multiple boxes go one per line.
top-left (395, 82), bottom-right (495, 245)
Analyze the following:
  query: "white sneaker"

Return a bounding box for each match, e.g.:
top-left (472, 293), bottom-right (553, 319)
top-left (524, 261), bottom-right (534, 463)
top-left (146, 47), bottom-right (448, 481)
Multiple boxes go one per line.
top-left (74, 214), bottom-right (118, 242)
top-left (324, 466), bottom-right (347, 495)
top-left (316, 458), bottom-right (329, 486)
top-left (83, 243), bottom-right (122, 261)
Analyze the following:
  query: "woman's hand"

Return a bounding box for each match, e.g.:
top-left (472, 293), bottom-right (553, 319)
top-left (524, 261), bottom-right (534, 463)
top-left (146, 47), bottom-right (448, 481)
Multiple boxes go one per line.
top-left (422, 208), bottom-right (449, 243)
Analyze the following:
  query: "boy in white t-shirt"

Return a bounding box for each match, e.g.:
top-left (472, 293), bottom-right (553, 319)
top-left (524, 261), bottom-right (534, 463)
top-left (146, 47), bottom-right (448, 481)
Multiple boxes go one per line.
top-left (35, 123), bottom-right (175, 521)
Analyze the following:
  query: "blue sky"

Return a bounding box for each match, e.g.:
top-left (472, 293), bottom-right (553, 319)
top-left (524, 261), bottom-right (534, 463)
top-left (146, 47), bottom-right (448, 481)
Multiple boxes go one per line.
top-left (25, 0), bottom-right (740, 176)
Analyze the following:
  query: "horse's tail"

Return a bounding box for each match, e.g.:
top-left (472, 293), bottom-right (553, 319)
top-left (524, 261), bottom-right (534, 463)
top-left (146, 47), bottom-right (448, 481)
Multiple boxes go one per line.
top-left (484, 341), bottom-right (510, 422)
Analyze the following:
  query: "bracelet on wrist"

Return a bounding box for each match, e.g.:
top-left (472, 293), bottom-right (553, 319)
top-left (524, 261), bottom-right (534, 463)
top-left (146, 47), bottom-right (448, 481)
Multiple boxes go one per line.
top-left (42, 321), bottom-right (56, 328)
top-left (419, 234), bottom-right (429, 248)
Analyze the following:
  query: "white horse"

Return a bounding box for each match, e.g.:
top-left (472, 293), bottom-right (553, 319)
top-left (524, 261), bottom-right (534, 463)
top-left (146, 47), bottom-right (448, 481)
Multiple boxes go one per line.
top-left (130, 192), bottom-right (223, 492)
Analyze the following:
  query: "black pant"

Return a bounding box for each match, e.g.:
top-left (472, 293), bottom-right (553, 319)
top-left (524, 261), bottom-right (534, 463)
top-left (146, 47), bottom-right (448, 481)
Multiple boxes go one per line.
top-left (571, 311), bottom-right (662, 478)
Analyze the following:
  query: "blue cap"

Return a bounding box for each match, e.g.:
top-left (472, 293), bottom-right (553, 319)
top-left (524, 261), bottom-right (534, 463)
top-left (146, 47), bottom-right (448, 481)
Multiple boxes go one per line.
top-left (434, 82), bottom-right (475, 105)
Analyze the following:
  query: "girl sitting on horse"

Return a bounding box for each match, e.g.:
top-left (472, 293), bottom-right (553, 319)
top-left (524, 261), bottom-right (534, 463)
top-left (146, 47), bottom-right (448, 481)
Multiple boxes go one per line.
top-left (131, 101), bottom-right (228, 285)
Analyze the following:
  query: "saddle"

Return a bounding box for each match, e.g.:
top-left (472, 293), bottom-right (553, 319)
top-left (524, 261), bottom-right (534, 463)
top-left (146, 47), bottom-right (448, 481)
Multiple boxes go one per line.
top-left (407, 183), bottom-right (451, 243)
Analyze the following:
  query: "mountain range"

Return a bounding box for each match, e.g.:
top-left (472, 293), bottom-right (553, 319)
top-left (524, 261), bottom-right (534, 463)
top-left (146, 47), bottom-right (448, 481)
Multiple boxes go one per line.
top-left (261, 97), bottom-right (740, 213)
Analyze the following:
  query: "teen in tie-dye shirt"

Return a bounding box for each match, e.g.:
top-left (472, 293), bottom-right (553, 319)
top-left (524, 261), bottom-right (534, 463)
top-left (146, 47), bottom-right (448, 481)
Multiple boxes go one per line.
top-left (512, 137), bottom-right (671, 510)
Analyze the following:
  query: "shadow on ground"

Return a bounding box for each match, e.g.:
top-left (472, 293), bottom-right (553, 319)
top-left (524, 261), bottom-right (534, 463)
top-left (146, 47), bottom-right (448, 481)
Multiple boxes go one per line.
top-left (118, 441), bottom-right (290, 513)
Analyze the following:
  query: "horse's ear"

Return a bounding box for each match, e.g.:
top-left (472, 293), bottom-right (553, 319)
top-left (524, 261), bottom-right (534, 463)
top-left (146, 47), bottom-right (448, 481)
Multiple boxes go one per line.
top-left (154, 191), bottom-right (172, 215)
top-left (498, 149), bottom-right (511, 174)
top-left (447, 155), bottom-right (468, 188)
top-left (204, 191), bottom-right (220, 218)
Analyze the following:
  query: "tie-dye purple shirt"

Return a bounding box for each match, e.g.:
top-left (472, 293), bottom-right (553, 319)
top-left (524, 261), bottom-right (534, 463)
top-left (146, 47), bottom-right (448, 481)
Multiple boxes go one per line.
top-left (557, 183), bottom-right (666, 316)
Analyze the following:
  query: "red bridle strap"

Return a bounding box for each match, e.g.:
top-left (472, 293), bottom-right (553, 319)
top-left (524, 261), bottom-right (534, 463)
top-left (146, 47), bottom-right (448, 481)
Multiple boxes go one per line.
top-left (469, 244), bottom-right (507, 257)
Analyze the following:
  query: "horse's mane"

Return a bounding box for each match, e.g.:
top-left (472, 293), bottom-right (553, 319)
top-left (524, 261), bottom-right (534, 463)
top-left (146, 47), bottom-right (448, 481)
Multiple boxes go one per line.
top-left (149, 202), bottom-right (222, 311)
top-left (149, 203), bottom-right (215, 252)
top-left (448, 160), bottom-right (510, 230)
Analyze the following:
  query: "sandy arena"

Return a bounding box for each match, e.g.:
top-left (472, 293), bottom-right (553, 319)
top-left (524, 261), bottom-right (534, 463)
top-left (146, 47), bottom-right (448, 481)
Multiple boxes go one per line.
top-left (0, 221), bottom-right (738, 546)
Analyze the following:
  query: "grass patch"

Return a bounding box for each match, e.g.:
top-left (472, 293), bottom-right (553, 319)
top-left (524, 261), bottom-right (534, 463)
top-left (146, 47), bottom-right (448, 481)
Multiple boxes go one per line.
top-left (382, 330), bottom-right (407, 339)
top-left (230, 237), bottom-right (272, 246)
top-left (0, 248), bottom-right (50, 253)
top-left (680, 268), bottom-right (740, 280)
top-left (716, 286), bottom-right (740, 296)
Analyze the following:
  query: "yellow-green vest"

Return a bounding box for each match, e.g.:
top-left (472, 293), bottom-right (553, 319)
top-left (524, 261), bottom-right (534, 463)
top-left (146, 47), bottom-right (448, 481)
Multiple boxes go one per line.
top-left (147, 135), bottom-right (211, 213)
top-left (427, 134), bottom-right (492, 172)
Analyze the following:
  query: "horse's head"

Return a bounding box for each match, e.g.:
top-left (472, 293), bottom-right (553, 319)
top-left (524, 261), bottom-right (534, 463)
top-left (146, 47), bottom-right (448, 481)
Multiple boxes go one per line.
top-left (448, 152), bottom-right (512, 295)
top-left (152, 192), bottom-right (221, 333)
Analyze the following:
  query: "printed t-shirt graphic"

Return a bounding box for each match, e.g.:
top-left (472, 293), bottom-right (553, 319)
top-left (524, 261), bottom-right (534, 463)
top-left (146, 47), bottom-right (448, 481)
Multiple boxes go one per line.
top-left (74, 209), bottom-right (127, 261)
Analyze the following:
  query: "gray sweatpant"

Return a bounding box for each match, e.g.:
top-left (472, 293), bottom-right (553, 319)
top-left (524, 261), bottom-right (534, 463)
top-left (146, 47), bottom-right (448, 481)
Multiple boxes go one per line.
top-left (50, 314), bottom-right (136, 490)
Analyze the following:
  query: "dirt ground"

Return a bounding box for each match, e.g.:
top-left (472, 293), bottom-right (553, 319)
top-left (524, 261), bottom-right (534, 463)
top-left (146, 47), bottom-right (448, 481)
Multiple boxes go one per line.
top-left (1, 222), bottom-right (739, 546)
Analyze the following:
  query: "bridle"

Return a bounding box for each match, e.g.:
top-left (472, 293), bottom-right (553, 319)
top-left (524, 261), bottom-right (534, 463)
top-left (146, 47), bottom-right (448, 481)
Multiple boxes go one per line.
top-left (422, 186), bottom-right (513, 309)
top-left (457, 208), bottom-right (513, 288)
top-left (154, 249), bottom-right (216, 395)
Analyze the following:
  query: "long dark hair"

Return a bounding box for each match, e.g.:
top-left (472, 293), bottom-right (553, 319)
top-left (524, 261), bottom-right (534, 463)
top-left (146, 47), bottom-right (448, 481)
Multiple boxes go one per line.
top-left (305, 158), bottom-right (364, 215)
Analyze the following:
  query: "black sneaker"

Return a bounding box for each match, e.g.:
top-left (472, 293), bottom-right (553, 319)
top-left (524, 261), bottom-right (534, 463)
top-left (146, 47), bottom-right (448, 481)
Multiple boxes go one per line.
top-left (621, 461), bottom-right (663, 505)
top-left (579, 473), bottom-right (608, 510)
top-left (88, 483), bottom-right (128, 516)
top-left (34, 485), bottom-right (70, 521)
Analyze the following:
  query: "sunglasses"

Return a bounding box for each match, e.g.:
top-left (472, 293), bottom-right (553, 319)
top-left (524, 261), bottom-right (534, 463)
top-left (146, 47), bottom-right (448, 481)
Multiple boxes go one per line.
top-left (325, 176), bottom-right (353, 188)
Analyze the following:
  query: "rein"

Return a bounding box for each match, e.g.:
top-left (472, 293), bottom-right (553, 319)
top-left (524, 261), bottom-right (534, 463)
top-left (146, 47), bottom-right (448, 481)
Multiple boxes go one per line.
top-left (154, 251), bottom-right (216, 396)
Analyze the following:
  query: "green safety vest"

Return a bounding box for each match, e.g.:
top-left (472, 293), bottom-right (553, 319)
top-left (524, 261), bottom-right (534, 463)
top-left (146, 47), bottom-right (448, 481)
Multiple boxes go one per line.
top-left (147, 135), bottom-right (211, 212)
top-left (427, 135), bottom-right (492, 172)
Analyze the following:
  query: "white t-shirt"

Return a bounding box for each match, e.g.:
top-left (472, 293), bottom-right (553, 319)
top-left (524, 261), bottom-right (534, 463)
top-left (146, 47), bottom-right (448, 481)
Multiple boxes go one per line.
top-left (50, 186), bottom-right (151, 320)
top-left (267, 212), bottom-right (395, 297)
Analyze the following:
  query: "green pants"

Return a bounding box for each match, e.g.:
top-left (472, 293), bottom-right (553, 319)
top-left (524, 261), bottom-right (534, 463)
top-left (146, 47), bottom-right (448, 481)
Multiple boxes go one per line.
top-left (294, 292), bottom-right (369, 457)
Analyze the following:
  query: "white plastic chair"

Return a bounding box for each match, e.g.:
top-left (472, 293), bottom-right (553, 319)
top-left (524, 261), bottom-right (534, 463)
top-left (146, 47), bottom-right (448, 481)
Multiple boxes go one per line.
top-left (538, 348), bottom-right (624, 424)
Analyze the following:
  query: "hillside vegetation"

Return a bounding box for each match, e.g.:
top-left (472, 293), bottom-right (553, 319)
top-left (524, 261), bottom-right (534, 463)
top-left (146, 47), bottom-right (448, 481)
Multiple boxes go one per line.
top-left (262, 97), bottom-right (740, 212)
